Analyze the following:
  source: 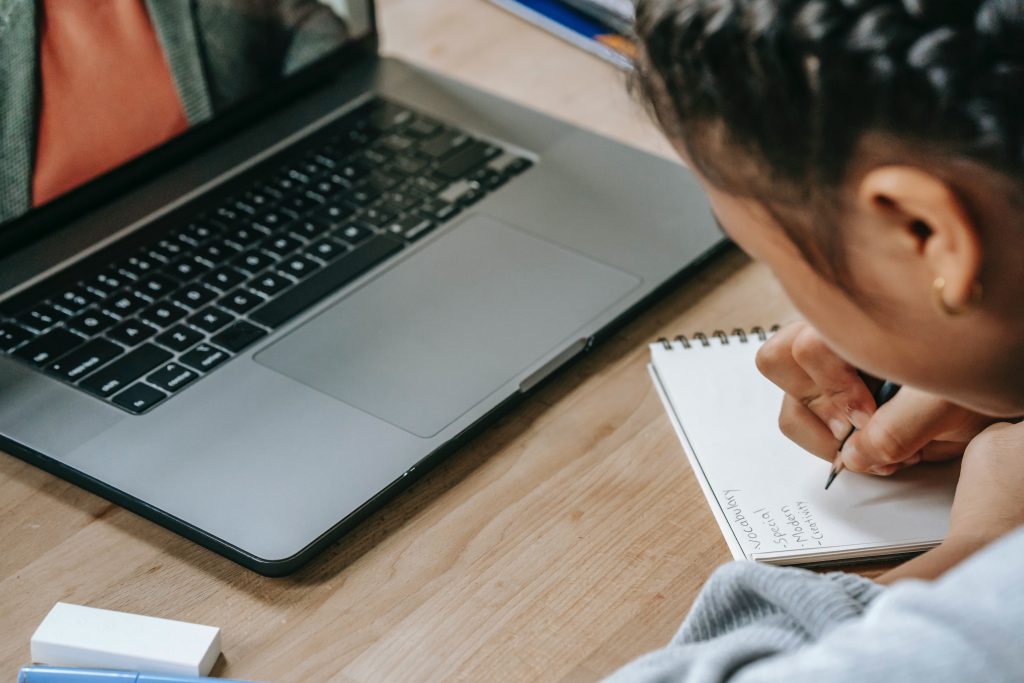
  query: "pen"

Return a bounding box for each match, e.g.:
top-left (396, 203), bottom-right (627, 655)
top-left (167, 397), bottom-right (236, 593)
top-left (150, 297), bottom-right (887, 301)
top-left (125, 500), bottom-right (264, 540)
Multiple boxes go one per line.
top-left (18, 665), bottom-right (256, 683)
top-left (825, 380), bottom-right (901, 490)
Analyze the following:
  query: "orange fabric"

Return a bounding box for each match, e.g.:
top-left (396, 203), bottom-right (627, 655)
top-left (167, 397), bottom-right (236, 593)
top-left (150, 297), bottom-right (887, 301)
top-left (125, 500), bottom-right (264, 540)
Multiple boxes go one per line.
top-left (32, 0), bottom-right (190, 206)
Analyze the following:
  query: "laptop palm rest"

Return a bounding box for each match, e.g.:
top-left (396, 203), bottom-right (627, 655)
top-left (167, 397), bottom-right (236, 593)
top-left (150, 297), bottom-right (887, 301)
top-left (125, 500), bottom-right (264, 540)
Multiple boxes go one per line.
top-left (254, 214), bottom-right (640, 438)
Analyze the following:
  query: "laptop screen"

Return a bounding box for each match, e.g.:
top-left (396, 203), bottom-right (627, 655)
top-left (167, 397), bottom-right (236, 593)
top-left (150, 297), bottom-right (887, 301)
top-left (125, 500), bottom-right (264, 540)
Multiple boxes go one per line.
top-left (0, 0), bottom-right (373, 231)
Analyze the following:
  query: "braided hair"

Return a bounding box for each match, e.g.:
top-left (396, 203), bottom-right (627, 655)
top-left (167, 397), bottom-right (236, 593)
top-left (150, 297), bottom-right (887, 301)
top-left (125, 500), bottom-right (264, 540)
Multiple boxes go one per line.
top-left (634, 0), bottom-right (1024, 274)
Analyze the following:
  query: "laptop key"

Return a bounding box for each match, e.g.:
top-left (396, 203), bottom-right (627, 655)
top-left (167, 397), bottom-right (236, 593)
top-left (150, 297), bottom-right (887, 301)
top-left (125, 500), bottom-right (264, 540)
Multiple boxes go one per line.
top-left (111, 382), bottom-right (167, 414)
top-left (79, 343), bottom-right (173, 397)
top-left (18, 304), bottom-right (69, 332)
top-left (188, 306), bottom-right (235, 333)
top-left (155, 325), bottom-right (204, 352)
top-left (146, 362), bottom-right (198, 393)
top-left (433, 141), bottom-right (492, 180)
top-left (138, 301), bottom-right (189, 327)
top-left (249, 234), bottom-right (403, 328)
top-left (0, 322), bottom-right (33, 352)
top-left (219, 288), bottom-right (265, 315)
top-left (67, 309), bottom-right (119, 336)
top-left (210, 321), bottom-right (267, 353)
top-left (279, 255), bottom-right (321, 280)
top-left (54, 287), bottom-right (100, 315)
top-left (171, 284), bottom-right (218, 310)
top-left (333, 222), bottom-right (373, 246)
top-left (13, 327), bottom-right (86, 366)
top-left (180, 343), bottom-right (230, 373)
top-left (134, 274), bottom-right (180, 301)
top-left (233, 249), bottom-right (278, 276)
top-left (201, 265), bottom-right (247, 292)
top-left (306, 238), bottom-right (347, 262)
top-left (104, 292), bottom-right (147, 317)
top-left (46, 337), bottom-right (124, 382)
top-left (249, 272), bottom-right (293, 298)
top-left (418, 198), bottom-right (459, 222)
top-left (107, 319), bottom-right (159, 346)
top-left (262, 235), bottom-right (303, 259)
top-left (385, 215), bottom-right (435, 242)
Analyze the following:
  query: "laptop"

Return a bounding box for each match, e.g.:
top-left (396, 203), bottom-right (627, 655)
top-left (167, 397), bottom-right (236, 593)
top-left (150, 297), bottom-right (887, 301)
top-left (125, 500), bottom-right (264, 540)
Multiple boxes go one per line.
top-left (0, 0), bottom-right (722, 575)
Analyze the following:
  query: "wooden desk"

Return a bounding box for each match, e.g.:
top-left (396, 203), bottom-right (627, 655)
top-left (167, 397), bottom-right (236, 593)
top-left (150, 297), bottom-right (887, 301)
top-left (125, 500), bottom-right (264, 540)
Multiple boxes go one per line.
top-left (0, 1), bottom-right (822, 680)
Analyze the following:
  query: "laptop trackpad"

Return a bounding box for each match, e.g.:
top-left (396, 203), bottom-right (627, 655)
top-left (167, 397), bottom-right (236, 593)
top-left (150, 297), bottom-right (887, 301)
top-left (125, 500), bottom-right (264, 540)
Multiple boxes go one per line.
top-left (254, 215), bottom-right (640, 437)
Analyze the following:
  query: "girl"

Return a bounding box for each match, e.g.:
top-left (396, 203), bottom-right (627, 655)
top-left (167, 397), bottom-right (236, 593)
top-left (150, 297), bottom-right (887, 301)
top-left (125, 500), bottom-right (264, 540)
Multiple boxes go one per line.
top-left (608, 1), bottom-right (1024, 680)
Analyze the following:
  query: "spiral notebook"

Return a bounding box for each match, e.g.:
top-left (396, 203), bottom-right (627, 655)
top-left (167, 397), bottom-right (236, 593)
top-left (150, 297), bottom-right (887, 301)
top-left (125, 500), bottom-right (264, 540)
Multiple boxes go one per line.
top-left (649, 327), bottom-right (959, 565)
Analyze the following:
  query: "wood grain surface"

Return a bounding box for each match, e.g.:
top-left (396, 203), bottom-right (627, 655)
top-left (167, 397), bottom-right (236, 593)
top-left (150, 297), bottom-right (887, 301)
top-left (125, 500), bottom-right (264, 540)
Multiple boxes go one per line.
top-left (0, 1), bottom-right (885, 680)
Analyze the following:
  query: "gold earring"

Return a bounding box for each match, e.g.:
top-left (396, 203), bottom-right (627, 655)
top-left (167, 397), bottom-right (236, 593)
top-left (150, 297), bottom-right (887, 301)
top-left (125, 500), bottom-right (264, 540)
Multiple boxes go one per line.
top-left (933, 277), bottom-right (983, 317)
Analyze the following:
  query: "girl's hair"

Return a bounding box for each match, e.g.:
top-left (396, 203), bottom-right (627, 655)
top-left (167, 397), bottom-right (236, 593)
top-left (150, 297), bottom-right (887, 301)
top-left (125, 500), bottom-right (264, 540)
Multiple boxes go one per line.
top-left (633, 0), bottom-right (1024, 275)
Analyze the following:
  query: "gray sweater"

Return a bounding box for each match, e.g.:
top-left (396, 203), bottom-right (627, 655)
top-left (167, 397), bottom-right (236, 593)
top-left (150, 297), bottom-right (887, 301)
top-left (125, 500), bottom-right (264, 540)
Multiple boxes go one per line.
top-left (606, 526), bottom-right (1024, 682)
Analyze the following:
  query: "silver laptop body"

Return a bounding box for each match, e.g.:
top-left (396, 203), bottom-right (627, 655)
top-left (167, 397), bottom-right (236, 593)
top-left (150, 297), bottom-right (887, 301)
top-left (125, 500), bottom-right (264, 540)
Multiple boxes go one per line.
top-left (0, 0), bottom-right (721, 574)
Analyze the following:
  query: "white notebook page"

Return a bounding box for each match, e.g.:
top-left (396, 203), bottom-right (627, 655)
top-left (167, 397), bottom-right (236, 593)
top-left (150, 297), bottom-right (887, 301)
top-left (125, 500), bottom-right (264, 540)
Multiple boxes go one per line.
top-left (650, 334), bottom-right (958, 564)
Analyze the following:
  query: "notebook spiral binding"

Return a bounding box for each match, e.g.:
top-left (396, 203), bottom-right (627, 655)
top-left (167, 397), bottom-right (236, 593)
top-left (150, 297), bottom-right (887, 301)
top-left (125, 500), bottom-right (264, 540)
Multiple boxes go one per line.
top-left (656, 325), bottom-right (781, 350)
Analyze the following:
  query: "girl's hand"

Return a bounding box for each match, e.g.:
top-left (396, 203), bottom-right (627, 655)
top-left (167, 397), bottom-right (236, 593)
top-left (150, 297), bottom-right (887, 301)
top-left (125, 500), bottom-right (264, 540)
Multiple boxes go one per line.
top-left (756, 322), bottom-right (995, 475)
top-left (947, 421), bottom-right (1024, 548)
top-left (879, 421), bottom-right (1024, 584)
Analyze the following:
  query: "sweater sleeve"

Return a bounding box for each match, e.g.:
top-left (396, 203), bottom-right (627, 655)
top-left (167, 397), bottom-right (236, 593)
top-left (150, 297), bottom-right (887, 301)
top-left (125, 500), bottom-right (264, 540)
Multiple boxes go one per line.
top-left (605, 526), bottom-right (1024, 683)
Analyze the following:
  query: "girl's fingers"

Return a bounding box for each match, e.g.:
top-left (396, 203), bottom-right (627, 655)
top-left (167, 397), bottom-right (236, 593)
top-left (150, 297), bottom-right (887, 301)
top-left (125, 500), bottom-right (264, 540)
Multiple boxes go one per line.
top-left (777, 394), bottom-right (841, 461)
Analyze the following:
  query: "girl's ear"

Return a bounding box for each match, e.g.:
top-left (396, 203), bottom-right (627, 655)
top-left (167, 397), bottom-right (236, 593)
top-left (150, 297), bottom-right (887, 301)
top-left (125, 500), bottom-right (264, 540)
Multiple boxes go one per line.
top-left (856, 166), bottom-right (982, 312)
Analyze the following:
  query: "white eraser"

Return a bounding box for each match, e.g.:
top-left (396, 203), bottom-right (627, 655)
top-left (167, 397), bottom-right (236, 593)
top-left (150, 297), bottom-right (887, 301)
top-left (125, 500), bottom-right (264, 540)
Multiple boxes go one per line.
top-left (30, 602), bottom-right (221, 676)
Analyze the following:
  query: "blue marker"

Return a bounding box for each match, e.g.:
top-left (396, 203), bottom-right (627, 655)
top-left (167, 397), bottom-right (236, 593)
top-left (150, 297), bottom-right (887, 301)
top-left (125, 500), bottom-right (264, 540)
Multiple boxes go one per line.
top-left (18, 666), bottom-right (256, 683)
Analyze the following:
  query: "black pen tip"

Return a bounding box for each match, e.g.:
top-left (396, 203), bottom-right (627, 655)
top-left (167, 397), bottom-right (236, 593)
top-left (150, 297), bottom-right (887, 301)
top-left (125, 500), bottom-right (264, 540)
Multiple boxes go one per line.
top-left (824, 468), bottom-right (839, 490)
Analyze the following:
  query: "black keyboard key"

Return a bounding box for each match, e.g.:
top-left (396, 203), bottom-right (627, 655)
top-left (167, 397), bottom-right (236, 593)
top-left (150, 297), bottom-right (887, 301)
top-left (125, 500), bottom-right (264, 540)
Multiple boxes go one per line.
top-left (333, 222), bottom-right (374, 246)
top-left (107, 319), bottom-right (159, 346)
top-left (211, 321), bottom-right (267, 353)
top-left (306, 238), bottom-right (347, 262)
top-left (134, 274), bottom-right (179, 301)
top-left (138, 301), bottom-right (189, 327)
top-left (385, 215), bottom-right (435, 242)
top-left (252, 209), bottom-right (296, 233)
top-left (0, 322), bottom-right (32, 352)
top-left (176, 220), bottom-right (220, 247)
top-left (311, 203), bottom-right (356, 227)
top-left (46, 338), bottom-right (124, 382)
top-left (54, 287), bottom-right (100, 314)
top-left (417, 130), bottom-right (470, 159)
top-left (262, 235), bottom-right (302, 259)
top-left (188, 306), bottom-right (235, 333)
top-left (171, 284), bottom-right (218, 310)
top-left (412, 176), bottom-right (446, 195)
top-left (233, 249), bottom-right (278, 276)
top-left (80, 343), bottom-right (173, 397)
top-left (404, 116), bottom-right (441, 138)
top-left (433, 141), bottom-right (492, 180)
top-left (224, 226), bottom-right (266, 249)
top-left (419, 198), bottom-right (459, 222)
top-left (146, 362), bottom-right (198, 393)
top-left (201, 266), bottom-right (247, 292)
top-left (388, 154), bottom-right (427, 176)
top-left (289, 218), bottom-right (331, 241)
top-left (249, 272), bottom-right (293, 298)
top-left (155, 325), bottom-right (204, 352)
top-left (180, 343), bottom-right (230, 373)
top-left (360, 205), bottom-right (398, 230)
top-left (87, 270), bottom-right (129, 297)
top-left (67, 309), bottom-right (119, 336)
top-left (250, 235), bottom-right (402, 328)
top-left (380, 189), bottom-right (423, 211)
top-left (166, 257), bottom-right (211, 280)
top-left (195, 240), bottom-right (240, 265)
top-left (13, 328), bottom-right (86, 366)
top-left (18, 304), bottom-right (69, 332)
top-left (218, 288), bottom-right (265, 314)
top-left (104, 292), bottom-right (147, 317)
top-left (111, 382), bottom-right (167, 414)
top-left (124, 254), bottom-right (160, 278)
top-left (279, 255), bottom-right (321, 280)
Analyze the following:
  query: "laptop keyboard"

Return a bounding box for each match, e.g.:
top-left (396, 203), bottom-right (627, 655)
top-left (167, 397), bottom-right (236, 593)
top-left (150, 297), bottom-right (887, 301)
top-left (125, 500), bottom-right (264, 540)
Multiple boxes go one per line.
top-left (0, 97), bottom-right (533, 414)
